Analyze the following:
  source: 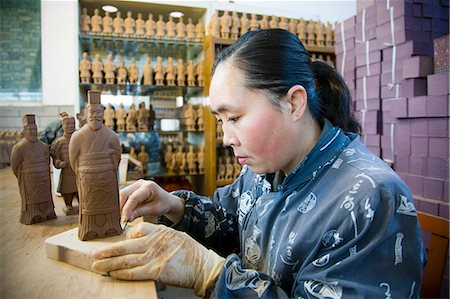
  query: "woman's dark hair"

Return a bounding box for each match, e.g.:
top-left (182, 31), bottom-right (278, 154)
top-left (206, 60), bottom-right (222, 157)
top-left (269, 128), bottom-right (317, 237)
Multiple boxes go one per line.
top-left (211, 29), bottom-right (360, 134)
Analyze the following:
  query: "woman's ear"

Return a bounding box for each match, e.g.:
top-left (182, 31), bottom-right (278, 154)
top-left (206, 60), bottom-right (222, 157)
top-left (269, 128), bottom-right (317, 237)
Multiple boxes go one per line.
top-left (286, 85), bottom-right (308, 121)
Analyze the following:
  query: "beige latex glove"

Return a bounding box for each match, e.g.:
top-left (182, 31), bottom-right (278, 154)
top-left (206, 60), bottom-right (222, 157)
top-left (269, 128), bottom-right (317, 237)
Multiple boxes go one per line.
top-left (92, 222), bottom-right (225, 297)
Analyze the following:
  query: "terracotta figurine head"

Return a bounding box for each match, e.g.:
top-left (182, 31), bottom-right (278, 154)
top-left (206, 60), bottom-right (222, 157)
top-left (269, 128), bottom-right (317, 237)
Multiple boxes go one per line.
top-left (86, 91), bottom-right (104, 131)
top-left (22, 114), bottom-right (38, 143)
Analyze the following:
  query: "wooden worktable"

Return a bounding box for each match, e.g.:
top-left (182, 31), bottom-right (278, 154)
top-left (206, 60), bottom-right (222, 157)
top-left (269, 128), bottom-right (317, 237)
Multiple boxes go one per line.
top-left (0, 167), bottom-right (157, 298)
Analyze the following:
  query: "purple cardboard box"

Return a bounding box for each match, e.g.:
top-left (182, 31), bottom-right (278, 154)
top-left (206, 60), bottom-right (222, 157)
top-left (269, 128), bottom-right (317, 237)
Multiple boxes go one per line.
top-left (381, 69), bottom-right (403, 85)
top-left (427, 72), bottom-right (450, 96)
top-left (355, 98), bottom-right (381, 110)
top-left (394, 154), bottom-right (410, 172)
top-left (438, 203), bottom-right (449, 218)
top-left (383, 40), bottom-right (433, 60)
top-left (364, 133), bottom-right (381, 146)
top-left (429, 137), bottom-right (449, 159)
top-left (409, 155), bottom-right (428, 176)
top-left (356, 75), bottom-right (381, 100)
top-left (377, 29), bottom-right (415, 49)
top-left (410, 118), bottom-right (428, 137)
top-left (418, 200), bottom-right (439, 215)
top-left (356, 50), bottom-right (381, 67)
top-left (427, 157), bottom-right (449, 180)
top-left (387, 97), bottom-right (408, 118)
top-left (395, 133), bottom-right (412, 155)
top-left (366, 145), bottom-right (381, 156)
top-left (426, 95), bottom-right (449, 117)
top-left (402, 56), bottom-right (434, 79)
top-left (408, 95), bottom-right (427, 118)
top-left (356, 62), bottom-right (381, 78)
top-left (411, 136), bottom-right (429, 157)
top-left (400, 78), bottom-right (427, 97)
top-left (427, 118), bottom-right (449, 137)
top-left (424, 177), bottom-right (444, 200)
top-left (381, 83), bottom-right (402, 99)
top-left (407, 174), bottom-right (424, 196)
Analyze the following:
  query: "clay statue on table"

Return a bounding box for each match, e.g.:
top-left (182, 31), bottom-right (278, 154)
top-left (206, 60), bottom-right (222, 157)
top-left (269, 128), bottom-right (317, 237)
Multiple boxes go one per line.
top-left (128, 58), bottom-right (139, 84)
top-left (104, 54), bottom-right (116, 85)
top-left (116, 59), bottom-right (127, 84)
top-left (249, 14), bottom-right (259, 31)
top-left (113, 11), bottom-right (124, 36)
top-left (104, 103), bottom-right (115, 130)
top-left (240, 13), bottom-right (250, 36)
top-left (69, 90), bottom-right (122, 241)
top-left (126, 103), bottom-right (137, 132)
top-left (102, 11), bottom-right (113, 36)
top-left (297, 19), bottom-right (307, 44)
top-left (208, 10), bottom-right (220, 38)
top-left (186, 18), bottom-right (195, 41)
top-left (92, 54), bottom-right (103, 84)
top-left (186, 60), bottom-right (196, 87)
top-left (142, 57), bottom-right (153, 86)
top-left (220, 11), bottom-right (231, 39)
top-left (325, 21), bottom-right (333, 47)
top-left (195, 18), bottom-right (205, 41)
top-left (307, 20), bottom-right (316, 45)
top-left (315, 21), bottom-right (325, 47)
top-left (155, 15), bottom-right (166, 39)
top-left (90, 9), bottom-right (102, 35)
top-left (115, 103), bottom-right (127, 132)
top-left (79, 52), bottom-right (91, 84)
top-left (182, 103), bottom-right (196, 131)
top-left (166, 16), bottom-right (176, 39)
top-left (165, 57), bottom-right (176, 86)
top-left (154, 56), bottom-right (165, 86)
top-left (196, 105), bottom-right (204, 130)
top-left (230, 11), bottom-right (240, 40)
top-left (135, 13), bottom-right (145, 38)
top-left (11, 114), bottom-right (57, 224)
top-left (137, 144), bottom-right (149, 176)
top-left (137, 102), bottom-right (150, 131)
top-left (146, 13), bottom-right (156, 38)
top-left (176, 58), bottom-right (185, 86)
top-left (196, 60), bottom-right (204, 87)
top-left (176, 16), bottom-right (186, 41)
top-left (50, 113), bottom-right (78, 215)
top-left (80, 8), bottom-right (90, 35)
top-left (124, 11), bottom-right (135, 38)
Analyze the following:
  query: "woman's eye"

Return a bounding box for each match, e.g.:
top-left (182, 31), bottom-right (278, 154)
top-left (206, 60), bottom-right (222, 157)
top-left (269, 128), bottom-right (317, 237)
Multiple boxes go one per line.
top-left (228, 116), bottom-right (240, 123)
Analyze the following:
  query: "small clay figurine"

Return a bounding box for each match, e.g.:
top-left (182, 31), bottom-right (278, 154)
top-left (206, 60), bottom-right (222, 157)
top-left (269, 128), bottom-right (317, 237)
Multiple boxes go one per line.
top-left (208, 10), bottom-right (220, 38)
top-left (176, 58), bottom-right (185, 86)
top-left (196, 60), bottom-right (204, 87)
top-left (220, 11), bottom-right (231, 39)
top-left (102, 11), bottom-right (113, 36)
top-left (124, 11), bottom-right (135, 38)
top-left (240, 13), bottom-right (250, 36)
top-left (278, 17), bottom-right (288, 30)
top-left (231, 11), bottom-right (240, 40)
top-left (137, 144), bottom-right (149, 175)
top-left (259, 15), bottom-right (269, 29)
top-left (135, 13), bottom-right (145, 38)
top-left (11, 114), bottom-right (57, 224)
top-left (186, 18), bottom-right (195, 41)
top-left (288, 18), bottom-right (298, 35)
top-left (174, 145), bottom-right (185, 175)
top-left (126, 103), bottom-right (137, 132)
top-left (269, 15), bottom-right (279, 29)
top-left (154, 56), bottom-right (164, 86)
top-left (104, 103), bottom-right (115, 130)
top-left (113, 11), bottom-right (124, 36)
top-left (104, 54), bottom-right (116, 85)
top-left (76, 105), bottom-right (87, 128)
top-left (79, 52), bottom-right (91, 83)
top-left (137, 102), bottom-right (150, 131)
top-left (142, 57), bottom-right (153, 85)
top-left (69, 90), bottom-right (122, 241)
top-left (249, 14), bottom-right (259, 31)
top-left (91, 9), bottom-right (102, 35)
top-left (116, 59), bottom-right (127, 84)
top-left (128, 57), bottom-right (139, 84)
top-left (146, 13), bottom-right (156, 38)
top-left (155, 15), bottom-right (166, 39)
top-left (297, 19), bottom-right (306, 43)
top-left (186, 60), bottom-right (196, 86)
top-left (315, 21), bottom-right (325, 46)
top-left (80, 8), bottom-right (90, 34)
top-left (325, 21), bottom-right (333, 47)
top-left (129, 146), bottom-right (137, 160)
top-left (186, 144), bottom-right (197, 175)
top-left (92, 54), bottom-right (103, 84)
top-left (166, 16), bottom-right (176, 39)
top-left (115, 103), bottom-right (127, 132)
top-left (182, 103), bottom-right (196, 131)
top-left (195, 18), bottom-right (205, 41)
top-left (307, 20), bottom-right (316, 45)
top-left (197, 146), bottom-right (204, 174)
top-left (196, 105), bottom-right (204, 130)
top-left (50, 113), bottom-right (78, 215)
top-left (176, 16), bottom-right (186, 41)
top-left (165, 57), bottom-right (176, 86)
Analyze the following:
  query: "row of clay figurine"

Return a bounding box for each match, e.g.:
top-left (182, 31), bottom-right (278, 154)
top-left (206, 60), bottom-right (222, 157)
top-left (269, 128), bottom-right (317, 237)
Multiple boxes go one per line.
top-left (80, 8), bottom-right (205, 42)
top-left (80, 53), bottom-right (205, 87)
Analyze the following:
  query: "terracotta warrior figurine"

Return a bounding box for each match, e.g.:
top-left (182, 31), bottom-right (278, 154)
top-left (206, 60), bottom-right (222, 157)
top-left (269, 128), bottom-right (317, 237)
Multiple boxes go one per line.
top-left (307, 20), bottom-right (316, 45)
top-left (104, 54), bottom-right (116, 85)
top-left (249, 14), bottom-right (259, 31)
top-left (124, 11), bottom-right (135, 38)
top-left (90, 9), bottom-right (102, 35)
top-left (142, 56), bottom-right (153, 85)
top-left (69, 91), bottom-right (122, 241)
top-left (146, 13), bottom-right (156, 38)
top-left (116, 59), bottom-right (127, 84)
top-left (126, 103), bottom-right (137, 132)
top-left (196, 105), bottom-right (204, 131)
top-left (220, 11), bottom-right (231, 39)
top-left (315, 21), bottom-right (325, 47)
top-left (208, 10), bottom-right (220, 38)
top-left (186, 18), bottom-right (195, 41)
top-left (240, 13), bottom-right (250, 36)
top-left (297, 19), bottom-right (307, 44)
top-left (79, 52), bottom-right (91, 83)
top-left (104, 103), bottom-right (115, 130)
top-left (135, 13), bottom-right (145, 38)
top-left (102, 11), bottom-right (113, 36)
top-left (196, 60), bottom-right (204, 87)
top-left (325, 21), bottom-right (333, 47)
top-left (195, 18), bottom-right (205, 41)
top-left (278, 17), bottom-right (288, 30)
top-left (148, 104), bottom-right (156, 130)
top-left (137, 102), bottom-right (149, 131)
top-left (269, 15), bottom-right (279, 29)
top-left (288, 18), bottom-right (298, 35)
top-left (155, 15), bottom-right (166, 39)
top-left (176, 58), bottom-right (185, 86)
top-left (92, 54), bottom-right (103, 84)
top-left (231, 11), bottom-right (240, 40)
top-left (128, 57), bottom-right (139, 84)
top-left (186, 144), bottom-right (197, 175)
top-left (176, 16), bottom-right (186, 41)
top-left (80, 8), bottom-right (90, 34)
top-left (50, 113), bottom-right (78, 215)
top-left (115, 103), bottom-right (127, 132)
top-left (137, 144), bottom-right (149, 175)
top-left (259, 15), bottom-right (269, 29)
top-left (186, 59), bottom-right (196, 87)
top-left (113, 11), bottom-right (124, 36)
top-left (166, 16), bottom-right (176, 39)
top-left (197, 145), bottom-right (204, 174)
top-left (11, 114), bottom-right (57, 224)
top-left (154, 56), bottom-right (164, 86)
top-left (165, 57), bottom-right (176, 86)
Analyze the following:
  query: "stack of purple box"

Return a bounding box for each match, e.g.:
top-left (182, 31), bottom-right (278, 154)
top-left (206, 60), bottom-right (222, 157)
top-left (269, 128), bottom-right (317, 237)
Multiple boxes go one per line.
top-left (335, 0), bottom-right (449, 218)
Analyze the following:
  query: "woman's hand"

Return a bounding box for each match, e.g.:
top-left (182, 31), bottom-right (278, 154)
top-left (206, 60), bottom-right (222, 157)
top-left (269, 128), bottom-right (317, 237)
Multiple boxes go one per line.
top-left (92, 222), bottom-right (225, 297)
top-left (120, 179), bottom-right (185, 224)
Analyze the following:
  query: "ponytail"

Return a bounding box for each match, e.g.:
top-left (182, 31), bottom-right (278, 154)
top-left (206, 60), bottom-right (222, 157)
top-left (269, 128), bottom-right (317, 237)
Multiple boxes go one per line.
top-left (312, 60), bottom-right (361, 134)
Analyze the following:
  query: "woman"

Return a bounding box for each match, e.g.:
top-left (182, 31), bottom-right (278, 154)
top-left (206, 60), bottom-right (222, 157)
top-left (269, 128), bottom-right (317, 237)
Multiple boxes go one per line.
top-left (93, 29), bottom-right (425, 298)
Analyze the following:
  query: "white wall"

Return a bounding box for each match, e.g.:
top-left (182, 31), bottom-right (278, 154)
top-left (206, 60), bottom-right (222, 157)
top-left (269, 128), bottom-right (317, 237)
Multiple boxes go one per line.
top-left (41, 0), bottom-right (79, 109)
